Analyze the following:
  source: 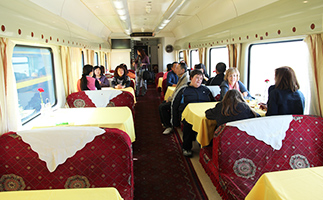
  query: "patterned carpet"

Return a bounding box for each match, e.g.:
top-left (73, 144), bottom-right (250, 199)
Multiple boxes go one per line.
top-left (133, 85), bottom-right (208, 200)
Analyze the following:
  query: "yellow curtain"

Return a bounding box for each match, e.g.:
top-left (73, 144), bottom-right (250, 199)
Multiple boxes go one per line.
top-left (304, 34), bottom-right (323, 117)
top-left (198, 47), bottom-right (206, 65)
top-left (60, 46), bottom-right (82, 96)
top-left (183, 50), bottom-right (189, 69)
top-left (227, 44), bottom-right (242, 70)
top-left (0, 38), bottom-right (20, 134)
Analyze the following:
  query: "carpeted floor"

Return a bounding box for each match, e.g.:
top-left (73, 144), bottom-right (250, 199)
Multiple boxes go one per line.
top-left (133, 85), bottom-right (208, 200)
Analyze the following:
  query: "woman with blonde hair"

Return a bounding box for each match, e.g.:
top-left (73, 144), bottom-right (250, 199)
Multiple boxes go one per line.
top-left (206, 89), bottom-right (258, 127)
top-left (219, 67), bottom-right (251, 101)
top-left (260, 66), bottom-right (305, 115)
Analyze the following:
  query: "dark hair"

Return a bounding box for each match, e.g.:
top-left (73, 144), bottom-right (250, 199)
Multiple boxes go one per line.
top-left (121, 63), bottom-right (128, 70)
top-left (190, 69), bottom-right (203, 79)
top-left (275, 66), bottom-right (300, 92)
top-left (137, 49), bottom-right (147, 58)
top-left (167, 63), bottom-right (173, 71)
top-left (216, 62), bottom-right (226, 73)
top-left (92, 66), bottom-right (101, 78)
top-left (114, 65), bottom-right (127, 78)
top-left (179, 62), bottom-right (187, 72)
top-left (221, 89), bottom-right (247, 116)
top-left (100, 65), bottom-right (105, 75)
top-left (194, 63), bottom-right (209, 77)
top-left (172, 61), bottom-right (178, 66)
top-left (80, 64), bottom-right (93, 90)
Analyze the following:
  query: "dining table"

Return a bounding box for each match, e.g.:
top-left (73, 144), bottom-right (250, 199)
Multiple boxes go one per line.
top-left (164, 86), bottom-right (176, 100)
top-left (181, 100), bottom-right (266, 147)
top-left (0, 187), bottom-right (124, 200)
top-left (245, 166), bottom-right (323, 200)
top-left (158, 77), bottom-right (163, 89)
top-left (30, 107), bottom-right (135, 142)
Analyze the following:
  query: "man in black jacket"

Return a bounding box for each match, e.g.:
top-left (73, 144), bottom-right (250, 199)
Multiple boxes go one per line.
top-left (171, 70), bottom-right (215, 157)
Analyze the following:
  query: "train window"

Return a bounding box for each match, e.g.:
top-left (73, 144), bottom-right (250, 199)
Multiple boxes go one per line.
top-left (12, 45), bottom-right (56, 123)
top-left (94, 52), bottom-right (98, 66)
top-left (248, 40), bottom-right (310, 113)
top-left (190, 49), bottom-right (199, 69)
top-left (209, 47), bottom-right (229, 76)
top-left (179, 51), bottom-right (184, 61)
top-left (81, 51), bottom-right (84, 68)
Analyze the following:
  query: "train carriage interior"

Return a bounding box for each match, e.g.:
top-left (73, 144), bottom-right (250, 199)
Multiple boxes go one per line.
top-left (1, 0), bottom-right (323, 199)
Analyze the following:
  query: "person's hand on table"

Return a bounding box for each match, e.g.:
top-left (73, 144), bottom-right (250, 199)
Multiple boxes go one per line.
top-left (259, 103), bottom-right (267, 111)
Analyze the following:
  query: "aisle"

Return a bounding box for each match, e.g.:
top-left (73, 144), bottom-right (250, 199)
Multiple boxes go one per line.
top-left (132, 85), bottom-right (208, 200)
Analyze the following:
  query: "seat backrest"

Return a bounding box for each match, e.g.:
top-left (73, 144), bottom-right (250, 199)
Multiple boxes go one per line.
top-left (108, 91), bottom-right (135, 117)
top-left (0, 128), bottom-right (133, 200)
top-left (66, 90), bottom-right (135, 117)
top-left (213, 115), bottom-right (323, 200)
top-left (155, 72), bottom-right (164, 86)
top-left (162, 79), bottom-right (168, 95)
top-left (206, 85), bottom-right (220, 97)
top-left (66, 91), bottom-right (96, 107)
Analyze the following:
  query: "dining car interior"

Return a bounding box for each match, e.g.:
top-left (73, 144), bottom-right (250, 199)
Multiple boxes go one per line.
top-left (1, 0), bottom-right (323, 199)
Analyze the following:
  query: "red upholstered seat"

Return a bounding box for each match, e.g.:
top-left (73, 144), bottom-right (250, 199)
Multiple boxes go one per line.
top-left (108, 91), bottom-right (135, 117)
top-left (130, 79), bottom-right (135, 89)
top-left (199, 115), bottom-right (323, 200)
top-left (0, 128), bottom-right (134, 200)
top-left (160, 79), bottom-right (168, 101)
top-left (155, 72), bottom-right (164, 91)
top-left (66, 91), bottom-right (135, 117)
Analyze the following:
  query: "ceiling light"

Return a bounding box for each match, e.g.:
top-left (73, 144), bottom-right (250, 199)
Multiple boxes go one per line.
top-left (153, 0), bottom-right (188, 34)
top-left (120, 15), bottom-right (127, 21)
top-left (113, 1), bottom-right (124, 9)
top-left (116, 9), bottom-right (126, 15)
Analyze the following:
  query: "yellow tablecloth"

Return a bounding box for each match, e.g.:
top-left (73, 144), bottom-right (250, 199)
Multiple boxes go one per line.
top-left (181, 101), bottom-right (266, 147)
top-left (246, 166), bottom-right (323, 200)
top-left (182, 102), bottom-right (218, 147)
top-left (164, 86), bottom-right (176, 101)
top-left (0, 187), bottom-right (123, 200)
top-left (32, 107), bottom-right (135, 142)
top-left (102, 87), bottom-right (136, 103)
top-left (158, 77), bottom-right (163, 88)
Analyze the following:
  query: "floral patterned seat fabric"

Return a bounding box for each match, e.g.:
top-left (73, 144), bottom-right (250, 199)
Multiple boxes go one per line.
top-left (0, 128), bottom-right (134, 200)
top-left (199, 115), bottom-right (323, 200)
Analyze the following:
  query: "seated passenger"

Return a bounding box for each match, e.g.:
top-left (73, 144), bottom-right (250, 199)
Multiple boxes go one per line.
top-left (205, 89), bottom-right (258, 128)
top-left (100, 65), bottom-right (106, 75)
top-left (93, 65), bottom-right (110, 87)
top-left (121, 63), bottom-right (136, 79)
top-left (260, 66), bottom-right (305, 116)
top-left (111, 65), bottom-right (131, 89)
top-left (159, 62), bottom-right (189, 134)
top-left (80, 64), bottom-right (101, 91)
top-left (206, 62), bottom-right (226, 86)
top-left (194, 63), bottom-right (209, 84)
top-left (167, 62), bottom-right (179, 87)
top-left (163, 63), bottom-right (173, 80)
top-left (172, 70), bottom-right (215, 157)
top-left (219, 67), bottom-right (252, 101)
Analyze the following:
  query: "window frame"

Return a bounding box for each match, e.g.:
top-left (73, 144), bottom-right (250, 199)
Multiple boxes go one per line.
top-left (190, 49), bottom-right (198, 69)
top-left (247, 39), bottom-right (303, 90)
top-left (13, 45), bottom-right (57, 125)
top-left (208, 46), bottom-right (229, 76)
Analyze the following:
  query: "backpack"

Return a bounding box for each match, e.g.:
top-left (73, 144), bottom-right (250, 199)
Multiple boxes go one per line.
top-left (143, 70), bottom-right (154, 80)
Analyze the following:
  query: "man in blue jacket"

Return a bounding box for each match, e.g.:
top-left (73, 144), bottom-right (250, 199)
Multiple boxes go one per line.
top-left (167, 62), bottom-right (179, 87)
top-left (171, 70), bottom-right (215, 157)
